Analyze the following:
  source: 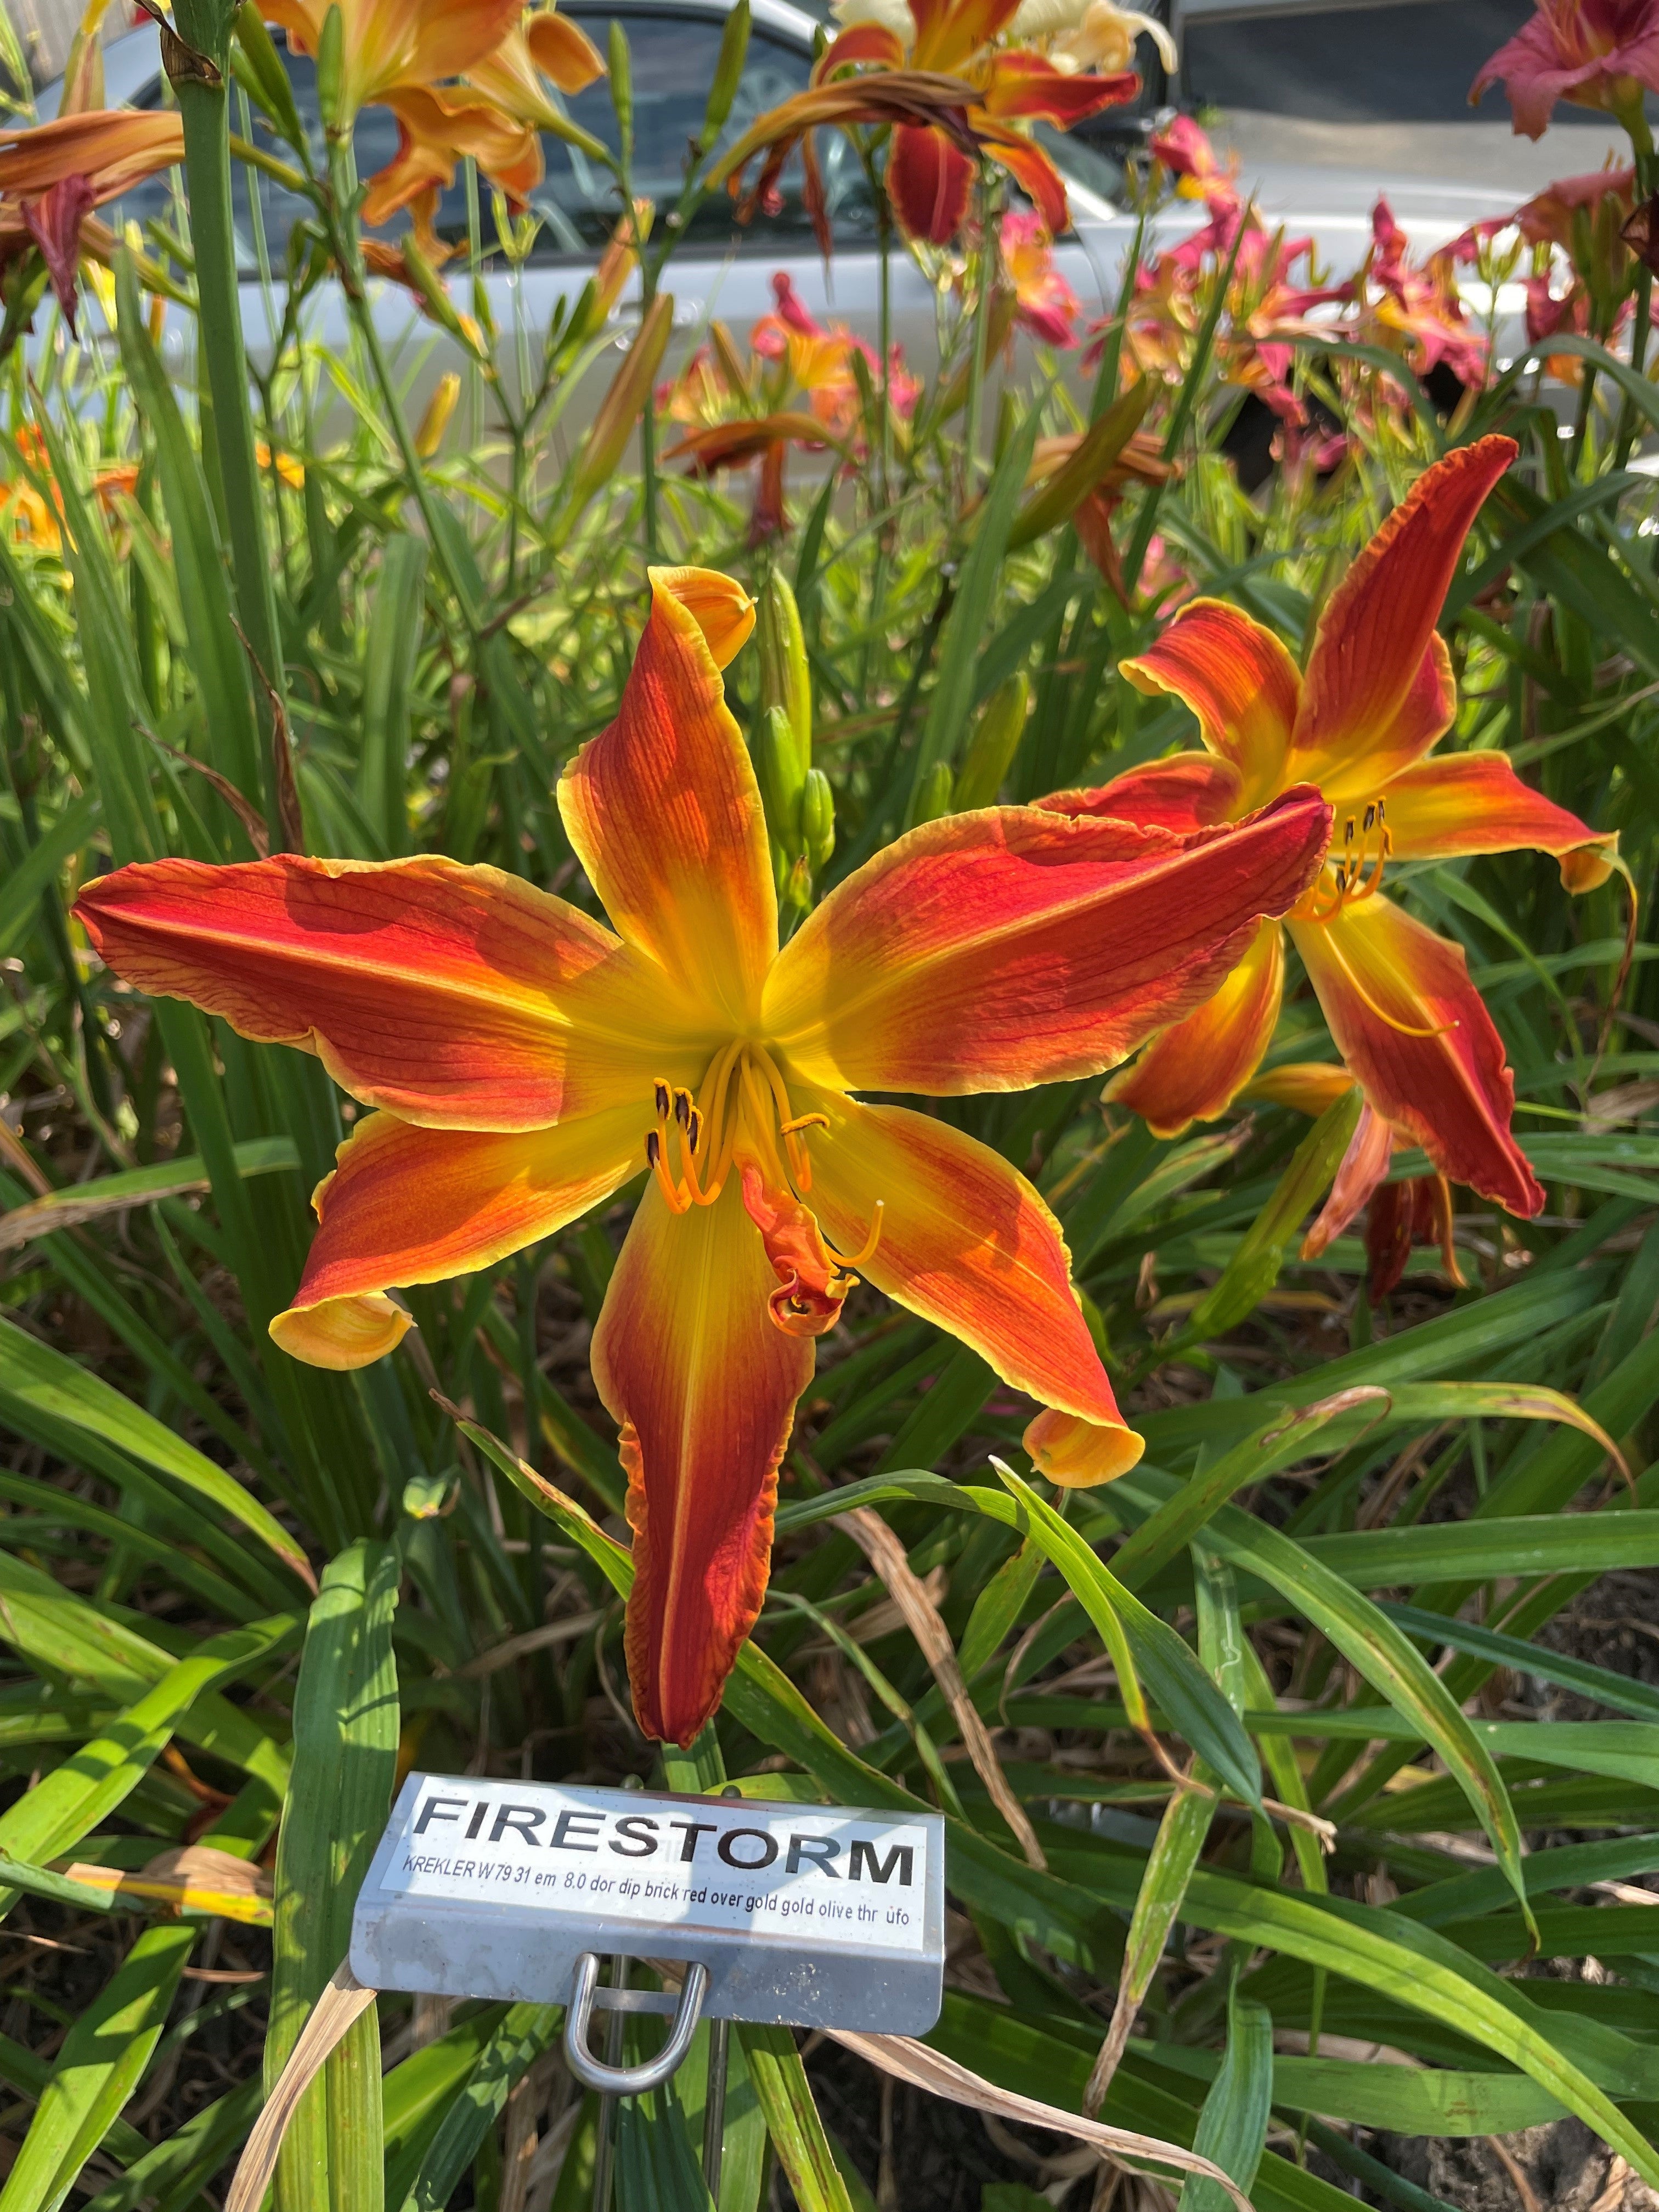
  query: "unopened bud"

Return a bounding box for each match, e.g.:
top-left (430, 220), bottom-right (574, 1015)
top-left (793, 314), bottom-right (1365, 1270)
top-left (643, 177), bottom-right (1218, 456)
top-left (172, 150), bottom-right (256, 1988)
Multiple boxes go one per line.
top-left (756, 570), bottom-right (810, 776)
top-left (562, 292), bottom-right (673, 528)
top-left (701, 0), bottom-right (750, 147)
top-left (232, 3), bottom-right (306, 149)
top-left (415, 372), bottom-right (460, 457)
top-left (757, 704), bottom-right (806, 859)
top-left (315, 2), bottom-right (346, 132)
top-left (608, 19), bottom-right (634, 162)
top-left (953, 673), bottom-right (1028, 811)
top-left (915, 760), bottom-right (955, 826)
top-left (800, 767), bottom-right (835, 871)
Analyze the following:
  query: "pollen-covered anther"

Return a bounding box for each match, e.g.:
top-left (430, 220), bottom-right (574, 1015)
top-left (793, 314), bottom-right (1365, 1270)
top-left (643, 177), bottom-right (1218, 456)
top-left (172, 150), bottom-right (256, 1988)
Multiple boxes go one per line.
top-left (653, 1079), bottom-right (672, 1121)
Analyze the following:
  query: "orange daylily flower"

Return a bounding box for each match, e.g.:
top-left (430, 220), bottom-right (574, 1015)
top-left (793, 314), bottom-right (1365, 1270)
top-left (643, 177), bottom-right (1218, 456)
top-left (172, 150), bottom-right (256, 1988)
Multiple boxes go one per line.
top-left (1040, 438), bottom-right (1617, 1220)
top-left (262, 0), bottom-right (526, 123)
top-left (263, 0), bottom-right (589, 247)
top-left (1250, 1064), bottom-right (1464, 1303)
top-left (0, 109), bottom-right (183, 331)
top-left (76, 568), bottom-right (1333, 1746)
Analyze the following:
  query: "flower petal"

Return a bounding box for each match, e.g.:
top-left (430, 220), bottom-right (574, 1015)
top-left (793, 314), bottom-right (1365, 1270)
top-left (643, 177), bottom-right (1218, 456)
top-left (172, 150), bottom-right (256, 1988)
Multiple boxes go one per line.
top-left (981, 129), bottom-right (1070, 237)
top-left (75, 855), bottom-right (698, 1131)
top-left (1289, 896), bottom-right (1543, 1217)
top-left (1300, 1097), bottom-right (1388, 1259)
top-left (887, 122), bottom-right (974, 244)
top-left (270, 1105), bottom-right (641, 1368)
top-left (1105, 915), bottom-right (1284, 1135)
top-left (557, 567), bottom-right (774, 1029)
top-left (1120, 598), bottom-right (1302, 804)
top-left (1023, 1408), bottom-right (1143, 1488)
top-left (806, 1093), bottom-right (1131, 1440)
top-left (592, 1178), bottom-right (813, 1746)
top-left (1039, 751), bottom-right (1242, 832)
top-left (765, 792), bottom-right (1329, 1094)
top-left (0, 109), bottom-right (183, 196)
top-left (524, 7), bottom-right (606, 92)
top-left (1289, 437), bottom-right (1516, 788)
top-left (1379, 749), bottom-right (1618, 885)
top-left (978, 53), bottom-right (1139, 124)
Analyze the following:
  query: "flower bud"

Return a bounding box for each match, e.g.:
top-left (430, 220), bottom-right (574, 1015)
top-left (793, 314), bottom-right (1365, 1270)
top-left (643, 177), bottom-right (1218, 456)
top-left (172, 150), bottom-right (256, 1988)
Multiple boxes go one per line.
top-left (561, 293), bottom-right (673, 529)
top-left (755, 569), bottom-right (810, 778)
top-left (701, 0), bottom-right (750, 149)
top-left (608, 19), bottom-right (634, 162)
top-left (415, 373), bottom-right (460, 458)
top-left (315, 2), bottom-right (346, 133)
top-left (232, 2), bottom-right (306, 150)
top-left (756, 704), bottom-right (806, 860)
top-left (800, 767), bottom-right (835, 871)
top-left (953, 673), bottom-right (1028, 811)
top-left (915, 760), bottom-right (955, 826)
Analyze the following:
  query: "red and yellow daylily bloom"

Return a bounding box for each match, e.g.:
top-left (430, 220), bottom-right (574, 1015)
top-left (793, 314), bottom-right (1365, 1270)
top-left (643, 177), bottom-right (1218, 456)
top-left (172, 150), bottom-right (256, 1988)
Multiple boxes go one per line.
top-left (717, 0), bottom-right (1135, 250)
top-left (76, 568), bottom-right (1332, 1746)
top-left (831, 0), bottom-right (1137, 241)
top-left (1040, 437), bottom-right (1617, 1218)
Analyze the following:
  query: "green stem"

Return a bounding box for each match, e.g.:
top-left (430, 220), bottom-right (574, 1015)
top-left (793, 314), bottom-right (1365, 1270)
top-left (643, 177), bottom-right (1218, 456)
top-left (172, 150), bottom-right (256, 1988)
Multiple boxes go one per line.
top-left (326, 143), bottom-right (482, 637)
top-left (961, 173), bottom-right (993, 508)
top-left (173, 73), bottom-right (289, 843)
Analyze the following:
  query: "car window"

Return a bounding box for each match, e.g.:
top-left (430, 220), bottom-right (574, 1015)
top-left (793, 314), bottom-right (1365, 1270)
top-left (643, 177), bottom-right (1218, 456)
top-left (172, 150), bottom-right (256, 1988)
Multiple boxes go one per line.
top-left (521, 7), bottom-right (879, 257)
top-left (109, 13), bottom-right (876, 273)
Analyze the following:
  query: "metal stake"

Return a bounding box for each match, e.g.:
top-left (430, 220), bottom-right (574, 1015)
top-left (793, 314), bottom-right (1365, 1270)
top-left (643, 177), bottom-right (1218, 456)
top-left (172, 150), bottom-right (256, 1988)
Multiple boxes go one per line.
top-left (589, 1956), bottom-right (626, 2212)
top-left (701, 2016), bottom-right (730, 2204)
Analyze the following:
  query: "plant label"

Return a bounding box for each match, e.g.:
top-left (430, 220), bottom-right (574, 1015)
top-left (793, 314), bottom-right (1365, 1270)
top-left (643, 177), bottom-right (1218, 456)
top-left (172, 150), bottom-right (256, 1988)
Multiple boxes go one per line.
top-left (351, 1772), bottom-right (947, 2031)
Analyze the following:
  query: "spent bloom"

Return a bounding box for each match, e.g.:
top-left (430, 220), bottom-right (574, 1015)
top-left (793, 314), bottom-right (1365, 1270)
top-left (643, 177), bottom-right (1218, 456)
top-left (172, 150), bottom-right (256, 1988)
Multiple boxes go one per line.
top-left (0, 108), bottom-right (183, 332)
top-left (76, 569), bottom-right (1333, 1746)
top-left (1039, 439), bottom-right (1617, 1218)
top-left (1471, 0), bottom-right (1659, 137)
top-left (1253, 1065), bottom-right (1464, 1302)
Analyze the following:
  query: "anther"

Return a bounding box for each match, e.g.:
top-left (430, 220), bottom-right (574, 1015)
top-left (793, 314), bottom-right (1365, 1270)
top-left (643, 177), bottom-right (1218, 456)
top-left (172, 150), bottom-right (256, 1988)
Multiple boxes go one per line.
top-left (674, 1088), bottom-right (693, 1128)
top-left (646, 1129), bottom-right (661, 1168)
top-left (653, 1080), bottom-right (671, 1121)
top-left (1376, 797), bottom-right (1386, 821)
top-left (1343, 816), bottom-right (1355, 844)
top-left (1363, 803), bottom-right (1376, 833)
top-left (687, 1109), bottom-right (702, 1155)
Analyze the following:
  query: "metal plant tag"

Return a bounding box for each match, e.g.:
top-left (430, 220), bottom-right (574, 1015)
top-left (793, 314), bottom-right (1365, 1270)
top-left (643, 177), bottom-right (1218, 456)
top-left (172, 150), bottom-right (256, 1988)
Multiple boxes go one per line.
top-left (351, 1772), bottom-right (947, 2035)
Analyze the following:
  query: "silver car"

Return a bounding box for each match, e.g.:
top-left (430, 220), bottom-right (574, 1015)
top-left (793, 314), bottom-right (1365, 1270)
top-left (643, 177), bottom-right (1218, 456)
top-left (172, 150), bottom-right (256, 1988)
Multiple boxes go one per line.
top-left (35, 3), bottom-right (1549, 363)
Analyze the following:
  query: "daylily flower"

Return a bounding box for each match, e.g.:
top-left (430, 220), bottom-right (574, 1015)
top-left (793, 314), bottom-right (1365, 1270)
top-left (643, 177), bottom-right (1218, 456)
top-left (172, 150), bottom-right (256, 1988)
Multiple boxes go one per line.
top-left (3, 425), bottom-right (138, 557)
top-left (1038, 438), bottom-right (1617, 1218)
top-left (665, 275), bottom-right (918, 541)
top-left (76, 567), bottom-right (1333, 1745)
top-left (0, 109), bottom-right (183, 332)
top-left (1002, 207), bottom-right (1080, 345)
top-left (262, 0), bottom-right (527, 125)
top-left (719, 0), bottom-right (1138, 249)
top-left (1148, 114), bottom-right (1237, 206)
top-left (262, 0), bottom-right (563, 249)
top-left (1251, 1064), bottom-right (1464, 1302)
top-left (1361, 198), bottom-right (1489, 392)
top-left (1471, 0), bottom-right (1659, 139)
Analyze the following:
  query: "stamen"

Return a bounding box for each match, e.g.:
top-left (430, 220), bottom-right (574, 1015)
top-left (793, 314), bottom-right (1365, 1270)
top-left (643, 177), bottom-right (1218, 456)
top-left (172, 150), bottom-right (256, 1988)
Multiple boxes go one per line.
top-left (687, 1108), bottom-right (702, 1155)
top-left (1343, 816), bottom-right (1355, 845)
top-left (646, 1128), bottom-right (692, 1214)
top-left (1362, 803), bottom-right (1376, 833)
top-left (778, 1111), bottom-right (830, 1137)
top-left (673, 1088), bottom-right (693, 1128)
top-left (837, 1199), bottom-right (885, 1273)
top-left (1317, 923), bottom-right (1457, 1039)
top-left (653, 1079), bottom-right (671, 1122)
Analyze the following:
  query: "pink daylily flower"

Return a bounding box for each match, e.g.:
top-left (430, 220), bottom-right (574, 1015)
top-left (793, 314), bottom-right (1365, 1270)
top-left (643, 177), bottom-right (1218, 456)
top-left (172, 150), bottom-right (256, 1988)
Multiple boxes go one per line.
top-left (1472, 0), bottom-right (1659, 139)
